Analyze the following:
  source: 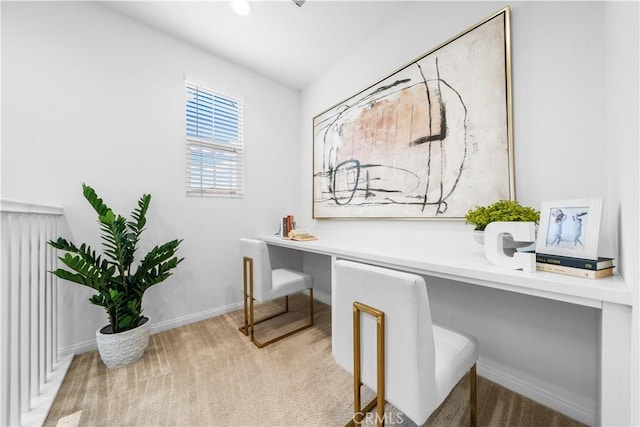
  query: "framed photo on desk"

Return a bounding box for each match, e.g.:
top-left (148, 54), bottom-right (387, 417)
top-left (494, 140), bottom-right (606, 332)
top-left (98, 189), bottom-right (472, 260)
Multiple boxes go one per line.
top-left (535, 198), bottom-right (603, 260)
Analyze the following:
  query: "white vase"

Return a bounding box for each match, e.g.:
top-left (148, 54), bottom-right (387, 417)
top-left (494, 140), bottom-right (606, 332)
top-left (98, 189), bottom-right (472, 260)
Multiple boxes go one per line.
top-left (472, 230), bottom-right (485, 245)
top-left (96, 316), bottom-right (150, 369)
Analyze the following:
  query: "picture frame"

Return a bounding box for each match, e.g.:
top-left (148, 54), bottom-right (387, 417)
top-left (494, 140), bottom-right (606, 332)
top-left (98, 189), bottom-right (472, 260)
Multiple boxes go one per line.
top-left (312, 7), bottom-right (514, 219)
top-left (535, 198), bottom-right (603, 260)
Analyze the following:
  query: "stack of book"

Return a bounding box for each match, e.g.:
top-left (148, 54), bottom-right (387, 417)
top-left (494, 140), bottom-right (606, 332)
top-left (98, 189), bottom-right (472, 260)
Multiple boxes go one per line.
top-left (535, 253), bottom-right (614, 279)
top-left (281, 215), bottom-right (295, 237)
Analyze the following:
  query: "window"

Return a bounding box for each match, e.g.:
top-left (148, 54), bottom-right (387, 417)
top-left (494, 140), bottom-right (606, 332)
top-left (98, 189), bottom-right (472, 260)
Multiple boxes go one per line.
top-left (185, 81), bottom-right (244, 197)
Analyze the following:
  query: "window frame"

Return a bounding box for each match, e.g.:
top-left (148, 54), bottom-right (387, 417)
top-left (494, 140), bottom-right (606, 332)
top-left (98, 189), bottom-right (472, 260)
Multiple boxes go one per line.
top-left (185, 80), bottom-right (244, 198)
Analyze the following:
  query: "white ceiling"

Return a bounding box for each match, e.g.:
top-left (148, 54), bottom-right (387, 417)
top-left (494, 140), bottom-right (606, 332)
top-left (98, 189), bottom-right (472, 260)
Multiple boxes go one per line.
top-left (100, 1), bottom-right (416, 90)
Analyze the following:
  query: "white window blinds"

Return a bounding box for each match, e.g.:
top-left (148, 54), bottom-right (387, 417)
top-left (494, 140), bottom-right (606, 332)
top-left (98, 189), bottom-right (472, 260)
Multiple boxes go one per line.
top-left (185, 81), bottom-right (244, 197)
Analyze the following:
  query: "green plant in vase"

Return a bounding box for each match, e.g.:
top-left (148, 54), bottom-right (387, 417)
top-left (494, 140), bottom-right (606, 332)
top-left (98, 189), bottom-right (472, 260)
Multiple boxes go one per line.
top-left (465, 200), bottom-right (540, 251)
top-left (49, 183), bottom-right (183, 368)
top-left (465, 199), bottom-right (540, 231)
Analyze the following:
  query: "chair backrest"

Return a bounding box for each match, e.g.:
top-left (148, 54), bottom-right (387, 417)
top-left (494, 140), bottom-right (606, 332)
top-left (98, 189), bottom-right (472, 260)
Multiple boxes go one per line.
top-left (332, 260), bottom-right (436, 424)
top-left (239, 239), bottom-right (272, 302)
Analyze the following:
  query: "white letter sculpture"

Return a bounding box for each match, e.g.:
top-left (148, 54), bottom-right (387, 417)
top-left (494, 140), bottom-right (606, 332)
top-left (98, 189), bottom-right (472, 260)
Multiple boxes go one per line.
top-left (484, 222), bottom-right (536, 272)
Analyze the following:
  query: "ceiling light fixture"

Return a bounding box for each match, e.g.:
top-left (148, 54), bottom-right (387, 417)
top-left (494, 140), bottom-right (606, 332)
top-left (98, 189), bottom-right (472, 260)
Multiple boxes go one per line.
top-left (230, 0), bottom-right (253, 16)
top-left (292, 0), bottom-right (306, 7)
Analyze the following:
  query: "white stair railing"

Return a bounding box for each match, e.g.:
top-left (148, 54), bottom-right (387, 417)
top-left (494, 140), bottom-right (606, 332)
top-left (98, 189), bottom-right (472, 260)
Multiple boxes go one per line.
top-left (1, 200), bottom-right (73, 427)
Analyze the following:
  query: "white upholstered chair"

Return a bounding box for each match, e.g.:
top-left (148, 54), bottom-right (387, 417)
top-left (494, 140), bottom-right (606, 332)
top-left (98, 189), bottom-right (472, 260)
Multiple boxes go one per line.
top-left (333, 260), bottom-right (479, 426)
top-left (239, 238), bottom-right (314, 348)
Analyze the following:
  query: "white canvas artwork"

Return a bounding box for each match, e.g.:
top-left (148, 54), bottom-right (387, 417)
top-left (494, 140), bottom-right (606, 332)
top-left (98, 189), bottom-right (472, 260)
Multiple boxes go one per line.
top-left (313, 8), bottom-right (514, 219)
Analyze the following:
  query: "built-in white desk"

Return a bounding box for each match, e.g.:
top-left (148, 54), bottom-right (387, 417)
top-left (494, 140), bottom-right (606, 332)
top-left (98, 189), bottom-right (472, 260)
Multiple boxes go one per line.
top-left (259, 233), bottom-right (633, 426)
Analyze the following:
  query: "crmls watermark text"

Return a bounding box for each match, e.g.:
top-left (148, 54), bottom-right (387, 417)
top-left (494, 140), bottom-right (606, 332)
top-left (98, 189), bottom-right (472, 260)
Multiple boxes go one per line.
top-left (352, 411), bottom-right (405, 425)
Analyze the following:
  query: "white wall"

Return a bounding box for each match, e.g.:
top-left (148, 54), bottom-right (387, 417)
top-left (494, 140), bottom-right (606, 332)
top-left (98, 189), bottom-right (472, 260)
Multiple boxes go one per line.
top-left (1, 2), bottom-right (301, 352)
top-left (299, 1), bottom-right (639, 424)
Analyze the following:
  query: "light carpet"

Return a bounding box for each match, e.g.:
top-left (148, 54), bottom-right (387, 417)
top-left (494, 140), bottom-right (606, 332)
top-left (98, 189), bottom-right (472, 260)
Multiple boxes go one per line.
top-left (45, 296), bottom-right (585, 426)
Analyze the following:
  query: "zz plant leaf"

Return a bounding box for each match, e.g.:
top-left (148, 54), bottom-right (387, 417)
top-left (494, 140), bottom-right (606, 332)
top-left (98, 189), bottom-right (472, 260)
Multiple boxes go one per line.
top-left (49, 184), bottom-right (183, 334)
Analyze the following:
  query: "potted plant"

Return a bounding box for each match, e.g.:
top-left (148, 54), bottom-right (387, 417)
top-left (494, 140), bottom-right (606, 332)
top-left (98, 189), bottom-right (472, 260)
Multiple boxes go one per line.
top-left (465, 199), bottom-right (540, 246)
top-left (49, 184), bottom-right (183, 368)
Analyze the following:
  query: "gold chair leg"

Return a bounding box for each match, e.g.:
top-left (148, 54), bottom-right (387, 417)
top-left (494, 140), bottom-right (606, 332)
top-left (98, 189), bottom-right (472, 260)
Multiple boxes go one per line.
top-left (239, 256), bottom-right (251, 336)
top-left (239, 257), bottom-right (289, 336)
top-left (347, 302), bottom-right (385, 427)
top-left (238, 256), bottom-right (314, 348)
top-left (239, 257), bottom-right (288, 335)
top-left (470, 363), bottom-right (477, 427)
top-left (310, 287), bottom-right (314, 326)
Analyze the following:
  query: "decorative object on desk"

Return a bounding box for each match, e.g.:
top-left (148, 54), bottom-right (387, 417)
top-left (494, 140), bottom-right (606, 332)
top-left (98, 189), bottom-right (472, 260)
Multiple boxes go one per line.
top-left (536, 263), bottom-right (613, 279)
top-left (536, 253), bottom-right (614, 271)
top-left (484, 221), bottom-right (536, 272)
top-left (281, 214), bottom-right (295, 237)
top-left (535, 198), bottom-right (602, 260)
top-left (312, 7), bottom-right (514, 219)
top-left (466, 199), bottom-right (539, 256)
top-left (48, 184), bottom-right (184, 368)
top-left (288, 230), bottom-right (317, 241)
top-left (465, 199), bottom-right (540, 232)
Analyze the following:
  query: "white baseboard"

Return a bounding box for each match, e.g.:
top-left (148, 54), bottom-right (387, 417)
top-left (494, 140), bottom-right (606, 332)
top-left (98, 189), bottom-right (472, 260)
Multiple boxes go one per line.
top-left (57, 301), bottom-right (243, 358)
top-left (478, 361), bottom-right (595, 426)
top-left (58, 337), bottom-right (98, 357)
top-left (310, 289), bottom-right (331, 306)
top-left (149, 301), bottom-right (243, 335)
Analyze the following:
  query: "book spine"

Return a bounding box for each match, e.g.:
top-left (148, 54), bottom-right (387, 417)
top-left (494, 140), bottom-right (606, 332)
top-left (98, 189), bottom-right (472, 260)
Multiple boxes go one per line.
top-left (535, 254), bottom-right (607, 270)
top-left (536, 263), bottom-right (613, 279)
top-left (282, 217), bottom-right (288, 237)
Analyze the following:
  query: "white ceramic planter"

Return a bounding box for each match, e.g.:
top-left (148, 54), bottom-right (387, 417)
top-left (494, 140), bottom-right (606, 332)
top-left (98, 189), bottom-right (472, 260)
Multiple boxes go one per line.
top-left (96, 317), bottom-right (150, 369)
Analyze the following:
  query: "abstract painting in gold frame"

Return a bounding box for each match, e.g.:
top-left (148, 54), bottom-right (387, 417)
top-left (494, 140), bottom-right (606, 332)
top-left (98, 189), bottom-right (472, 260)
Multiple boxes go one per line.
top-left (312, 7), bottom-right (514, 219)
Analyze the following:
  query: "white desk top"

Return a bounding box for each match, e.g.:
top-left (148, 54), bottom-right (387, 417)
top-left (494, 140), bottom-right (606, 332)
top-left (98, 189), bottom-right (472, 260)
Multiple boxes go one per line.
top-left (259, 233), bottom-right (631, 309)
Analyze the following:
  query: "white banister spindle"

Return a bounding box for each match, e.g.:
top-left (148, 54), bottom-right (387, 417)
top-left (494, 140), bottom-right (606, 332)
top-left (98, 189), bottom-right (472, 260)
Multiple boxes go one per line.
top-left (0, 212), bottom-right (10, 426)
top-left (37, 219), bottom-right (46, 394)
top-left (30, 218), bottom-right (40, 403)
top-left (46, 217), bottom-right (56, 381)
top-left (9, 213), bottom-right (22, 426)
top-left (20, 215), bottom-right (31, 415)
top-left (44, 217), bottom-right (53, 380)
top-left (0, 200), bottom-right (73, 427)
